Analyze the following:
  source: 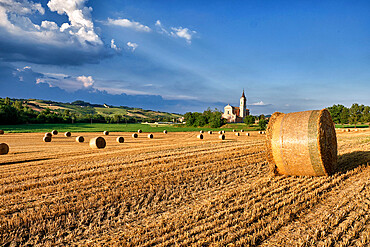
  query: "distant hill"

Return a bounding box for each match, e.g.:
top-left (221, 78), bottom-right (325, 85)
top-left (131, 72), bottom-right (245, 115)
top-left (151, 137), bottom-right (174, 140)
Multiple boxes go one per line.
top-left (9, 98), bottom-right (183, 122)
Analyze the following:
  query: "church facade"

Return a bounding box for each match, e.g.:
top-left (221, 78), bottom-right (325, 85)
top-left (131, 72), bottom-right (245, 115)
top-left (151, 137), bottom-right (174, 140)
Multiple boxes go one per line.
top-left (222, 90), bottom-right (250, 123)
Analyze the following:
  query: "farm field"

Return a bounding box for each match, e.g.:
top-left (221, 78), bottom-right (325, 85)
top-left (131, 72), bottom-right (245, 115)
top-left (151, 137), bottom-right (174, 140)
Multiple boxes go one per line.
top-left (0, 129), bottom-right (369, 246)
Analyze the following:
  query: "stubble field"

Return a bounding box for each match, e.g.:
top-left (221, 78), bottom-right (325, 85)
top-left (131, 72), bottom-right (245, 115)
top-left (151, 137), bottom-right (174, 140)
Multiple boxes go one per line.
top-left (0, 129), bottom-right (369, 246)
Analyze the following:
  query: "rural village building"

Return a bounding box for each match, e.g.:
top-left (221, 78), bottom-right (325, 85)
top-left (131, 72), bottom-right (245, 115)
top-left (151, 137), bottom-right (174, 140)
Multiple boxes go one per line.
top-left (222, 90), bottom-right (250, 123)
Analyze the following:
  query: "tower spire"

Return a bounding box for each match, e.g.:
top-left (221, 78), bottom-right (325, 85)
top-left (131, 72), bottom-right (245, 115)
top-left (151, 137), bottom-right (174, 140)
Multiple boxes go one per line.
top-left (241, 89), bottom-right (245, 98)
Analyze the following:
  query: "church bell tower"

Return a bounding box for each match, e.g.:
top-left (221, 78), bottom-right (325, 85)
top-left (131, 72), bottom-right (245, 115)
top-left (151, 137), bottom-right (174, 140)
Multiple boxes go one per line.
top-left (240, 89), bottom-right (247, 118)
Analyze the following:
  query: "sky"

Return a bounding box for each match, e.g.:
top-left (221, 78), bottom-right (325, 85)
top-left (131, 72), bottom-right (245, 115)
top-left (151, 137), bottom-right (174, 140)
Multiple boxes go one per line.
top-left (0, 0), bottom-right (369, 115)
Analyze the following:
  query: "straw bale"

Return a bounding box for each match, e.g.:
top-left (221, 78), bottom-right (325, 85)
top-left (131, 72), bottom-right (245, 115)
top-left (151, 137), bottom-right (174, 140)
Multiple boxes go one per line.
top-left (266, 109), bottom-right (337, 176)
top-left (219, 134), bottom-right (225, 140)
top-left (246, 133), bottom-right (250, 136)
top-left (0, 143), bottom-right (9, 155)
top-left (163, 130), bottom-right (167, 134)
top-left (148, 134), bottom-right (153, 139)
top-left (200, 130), bottom-right (204, 133)
top-left (208, 131), bottom-right (213, 134)
top-left (138, 129), bottom-right (142, 133)
top-left (218, 131), bottom-right (222, 134)
top-left (89, 137), bottom-right (106, 149)
top-left (0, 130), bottom-right (4, 135)
top-left (64, 132), bottom-right (71, 137)
top-left (233, 129), bottom-right (236, 132)
top-left (103, 131), bottom-right (109, 135)
top-left (197, 134), bottom-right (203, 139)
top-left (235, 132), bottom-right (240, 136)
top-left (240, 129), bottom-right (244, 132)
top-left (52, 130), bottom-right (58, 135)
top-left (45, 132), bottom-right (52, 137)
top-left (117, 137), bottom-right (124, 143)
top-left (132, 133), bottom-right (138, 138)
top-left (43, 136), bottom-right (51, 142)
top-left (76, 136), bottom-right (84, 143)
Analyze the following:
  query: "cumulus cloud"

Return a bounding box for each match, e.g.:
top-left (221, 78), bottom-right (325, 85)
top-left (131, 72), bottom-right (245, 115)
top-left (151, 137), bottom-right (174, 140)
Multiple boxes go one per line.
top-left (107, 18), bottom-right (151, 32)
top-left (251, 101), bottom-right (267, 105)
top-left (110, 39), bottom-right (120, 51)
top-left (76, 75), bottom-right (94, 88)
top-left (155, 20), bottom-right (196, 44)
top-left (127, 42), bottom-right (138, 51)
top-left (0, 0), bottom-right (112, 65)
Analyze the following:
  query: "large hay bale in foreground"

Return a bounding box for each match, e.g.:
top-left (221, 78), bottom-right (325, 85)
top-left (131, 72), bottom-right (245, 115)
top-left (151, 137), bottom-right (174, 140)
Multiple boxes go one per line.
top-left (132, 133), bottom-right (138, 138)
top-left (0, 143), bottom-right (9, 155)
top-left (0, 130), bottom-right (4, 135)
top-left (117, 137), bottom-right (124, 143)
top-left (103, 131), bottom-right (109, 135)
top-left (89, 137), bottom-right (106, 149)
top-left (219, 134), bottom-right (225, 140)
top-left (266, 109), bottom-right (337, 176)
top-left (52, 130), bottom-right (58, 135)
top-left (64, 132), bottom-right (71, 137)
top-left (197, 134), bottom-right (203, 139)
top-left (43, 136), bottom-right (51, 142)
top-left (148, 134), bottom-right (153, 139)
top-left (76, 136), bottom-right (84, 143)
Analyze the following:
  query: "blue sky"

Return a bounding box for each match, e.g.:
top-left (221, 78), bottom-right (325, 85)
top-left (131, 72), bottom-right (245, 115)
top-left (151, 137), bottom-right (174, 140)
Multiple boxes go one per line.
top-left (0, 0), bottom-right (369, 114)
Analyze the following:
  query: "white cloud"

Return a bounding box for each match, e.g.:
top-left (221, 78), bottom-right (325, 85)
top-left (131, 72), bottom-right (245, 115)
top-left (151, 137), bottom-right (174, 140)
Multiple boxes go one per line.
top-left (76, 75), bottom-right (94, 88)
top-left (107, 18), bottom-right (151, 32)
top-left (41, 20), bottom-right (58, 30)
top-left (155, 19), bottom-right (168, 34)
top-left (252, 101), bottom-right (267, 106)
top-left (127, 42), bottom-right (138, 51)
top-left (110, 39), bottom-right (120, 51)
top-left (170, 27), bottom-right (196, 44)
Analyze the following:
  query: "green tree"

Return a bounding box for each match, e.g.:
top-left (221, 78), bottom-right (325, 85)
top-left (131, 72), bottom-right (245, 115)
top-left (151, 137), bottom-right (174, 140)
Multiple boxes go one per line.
top-left (244, 115), bottom-right (254, 126)
top-left (339, 108), bottom-right (349, 127)
top-left (349, 103), bottom-right (361, 128)
top-left (258, 118), bottom-right (267, 130)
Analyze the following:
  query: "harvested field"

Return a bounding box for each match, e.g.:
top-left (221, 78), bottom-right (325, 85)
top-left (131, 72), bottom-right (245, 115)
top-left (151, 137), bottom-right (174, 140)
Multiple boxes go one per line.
top-left (0, 130), bottom-right (369, 246)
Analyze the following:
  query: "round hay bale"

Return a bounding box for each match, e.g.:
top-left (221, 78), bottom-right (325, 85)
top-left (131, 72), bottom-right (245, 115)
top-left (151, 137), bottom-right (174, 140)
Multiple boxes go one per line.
top-left (89, 137), bottom-right (106, 149)
top-left (235, 132), bottom-right (240, 136)
top-left (132, 133), bottom-right (138, 138)
top-left (148, 134), bottom-right (153, 139)
top-left (52, 130), bottom-right (58, 135)
top-left (347, 129), bottom-right (351, 132)
top-left (138, 129), bottom-right (142, 133)
top-left (218, 131), bottom-right (222, 134)
top-left (103, 131), bottom-right (109, 135)
top-left (219, 134), bottom-right (225, 140)
top-left (208, 131), bottom-right (213, 134)
top-left (233, 129), bottom-right (236, 132)
top-left (0, 130), bottom-right (4, 135)
top-left (43, 136), bottom-right (51, 142)
top-left (240, 129), bottom-right (244, 132)
top-left (246, 132), bottom-right (250, 136)
top-left (45, 132), bottom-right (52, 137)
top-left (0, 143), bottom-right (9, 155)
top-left (197, 134), bottom-right (203, 139)
top-left (76, 136), bottom-right (84, 143)
top-left (266, 109), bottom-right (337, 176)
top-left (64, 132), bottom-right (71, 137)
top-left (222, 130), bottom-right (226, 134)
top-left (163, 130), bottom-right (167, 134)
top-left (200, 130), bottom-right (204, 134)
top-left (117, 136), bottom-right (124, 143)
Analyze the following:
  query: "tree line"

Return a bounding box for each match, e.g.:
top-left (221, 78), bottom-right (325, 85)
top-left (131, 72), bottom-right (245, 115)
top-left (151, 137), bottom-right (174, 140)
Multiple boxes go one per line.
top-left (0, 98), bottom-right (171, 125)
top-left (327, 103), bottom-right (370, 127)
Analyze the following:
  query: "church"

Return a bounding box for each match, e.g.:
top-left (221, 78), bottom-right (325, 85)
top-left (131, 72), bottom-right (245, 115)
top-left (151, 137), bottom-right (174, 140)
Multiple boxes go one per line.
top-left (222, 90), bottom-right (250, 123)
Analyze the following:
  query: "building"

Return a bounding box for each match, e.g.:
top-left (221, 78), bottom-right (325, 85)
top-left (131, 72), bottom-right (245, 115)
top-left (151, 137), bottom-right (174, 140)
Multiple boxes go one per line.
top-left (222, 90), bottom-right (250, 123)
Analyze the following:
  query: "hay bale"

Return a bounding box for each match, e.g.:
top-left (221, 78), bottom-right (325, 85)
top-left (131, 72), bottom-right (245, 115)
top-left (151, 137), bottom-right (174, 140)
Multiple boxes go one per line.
top-left (200, 130), bottom-right (204, 134)
top-left (138, 129), bottom-right (142, 133)
top-left (43, 136), bottom-right (51, 142)
top-left (89, 137), bottom-right (106, 149)
top-left (0, 130), bottom-right (4, 135)
top-left (52, 130), bottom-right (58, 135)
top-left (233, 129), bottom-right (236, 132)
top-left (235, 132), bottom-right (240, 136)
top-left (246, 133), bottom-right (250, 136)
top-left (219, 134), bottom-right (225, 140)
top-left (222, 130), bottom-right (226, 134)
top-left (163, 130), bottom-right (167, 134)
top-left (347, 129), bottom-right (351, 132)
top-left (208, 131), bottom-right (213, 134)
top-left (218, 131), bottom-right (222, 134)
top-left (117, 137), bottom-right (124, 143)
top-left (45, 132), bottom-right (52, 137)
top-left (197, 134), bottom-right (203, 139)
top-left (148, 134), bottom-right (153, 139)
top-left (76, 136), bottom-right (84, 143)
top-left (64, 132), bottom-right (71, 137)
top-left (266, 109), bottom-right (337, 176)
top-left (240, 129), bottom-right (244, 132)
top-left (132, 133), bottom-right (138, 138)
top-left (0, 143), bottom-right (9, 155)
top-left (103, 131), bottom-right (109, 135)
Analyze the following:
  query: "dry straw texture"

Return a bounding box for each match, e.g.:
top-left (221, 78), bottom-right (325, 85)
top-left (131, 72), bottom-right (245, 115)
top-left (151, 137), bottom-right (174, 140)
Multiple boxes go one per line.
top-left (0, 143), bottom-right (9, 155)
top-left (0, 130), bottom-right (4, 135)
top-left (132, 133), bottom-right (138, 138)
top-left (117, 137), bottom-right (124, 143)
top-left (43, 136), bottom-right (51, 142)
top-left (197, 134), bottom-right (203, 139)
top-left (89, 137), bottom-right (106, 149)
top-left (265, 109), bottom-right (337, 176)
top-left (103, 131), bottom-right (109, 135)
top-left (76, 136), bottom-right (84, 143)
top-left (219, 134), bottom-right (225, 140)
top-left (64, 132), bottom-right (71, 137)
top-left (52, 130), bottom-right (58, 135)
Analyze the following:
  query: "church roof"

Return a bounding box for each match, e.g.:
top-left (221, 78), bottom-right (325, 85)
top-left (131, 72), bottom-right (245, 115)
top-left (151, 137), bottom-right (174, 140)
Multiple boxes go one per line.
top-left (241, 89), bottom-right (246, 99)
